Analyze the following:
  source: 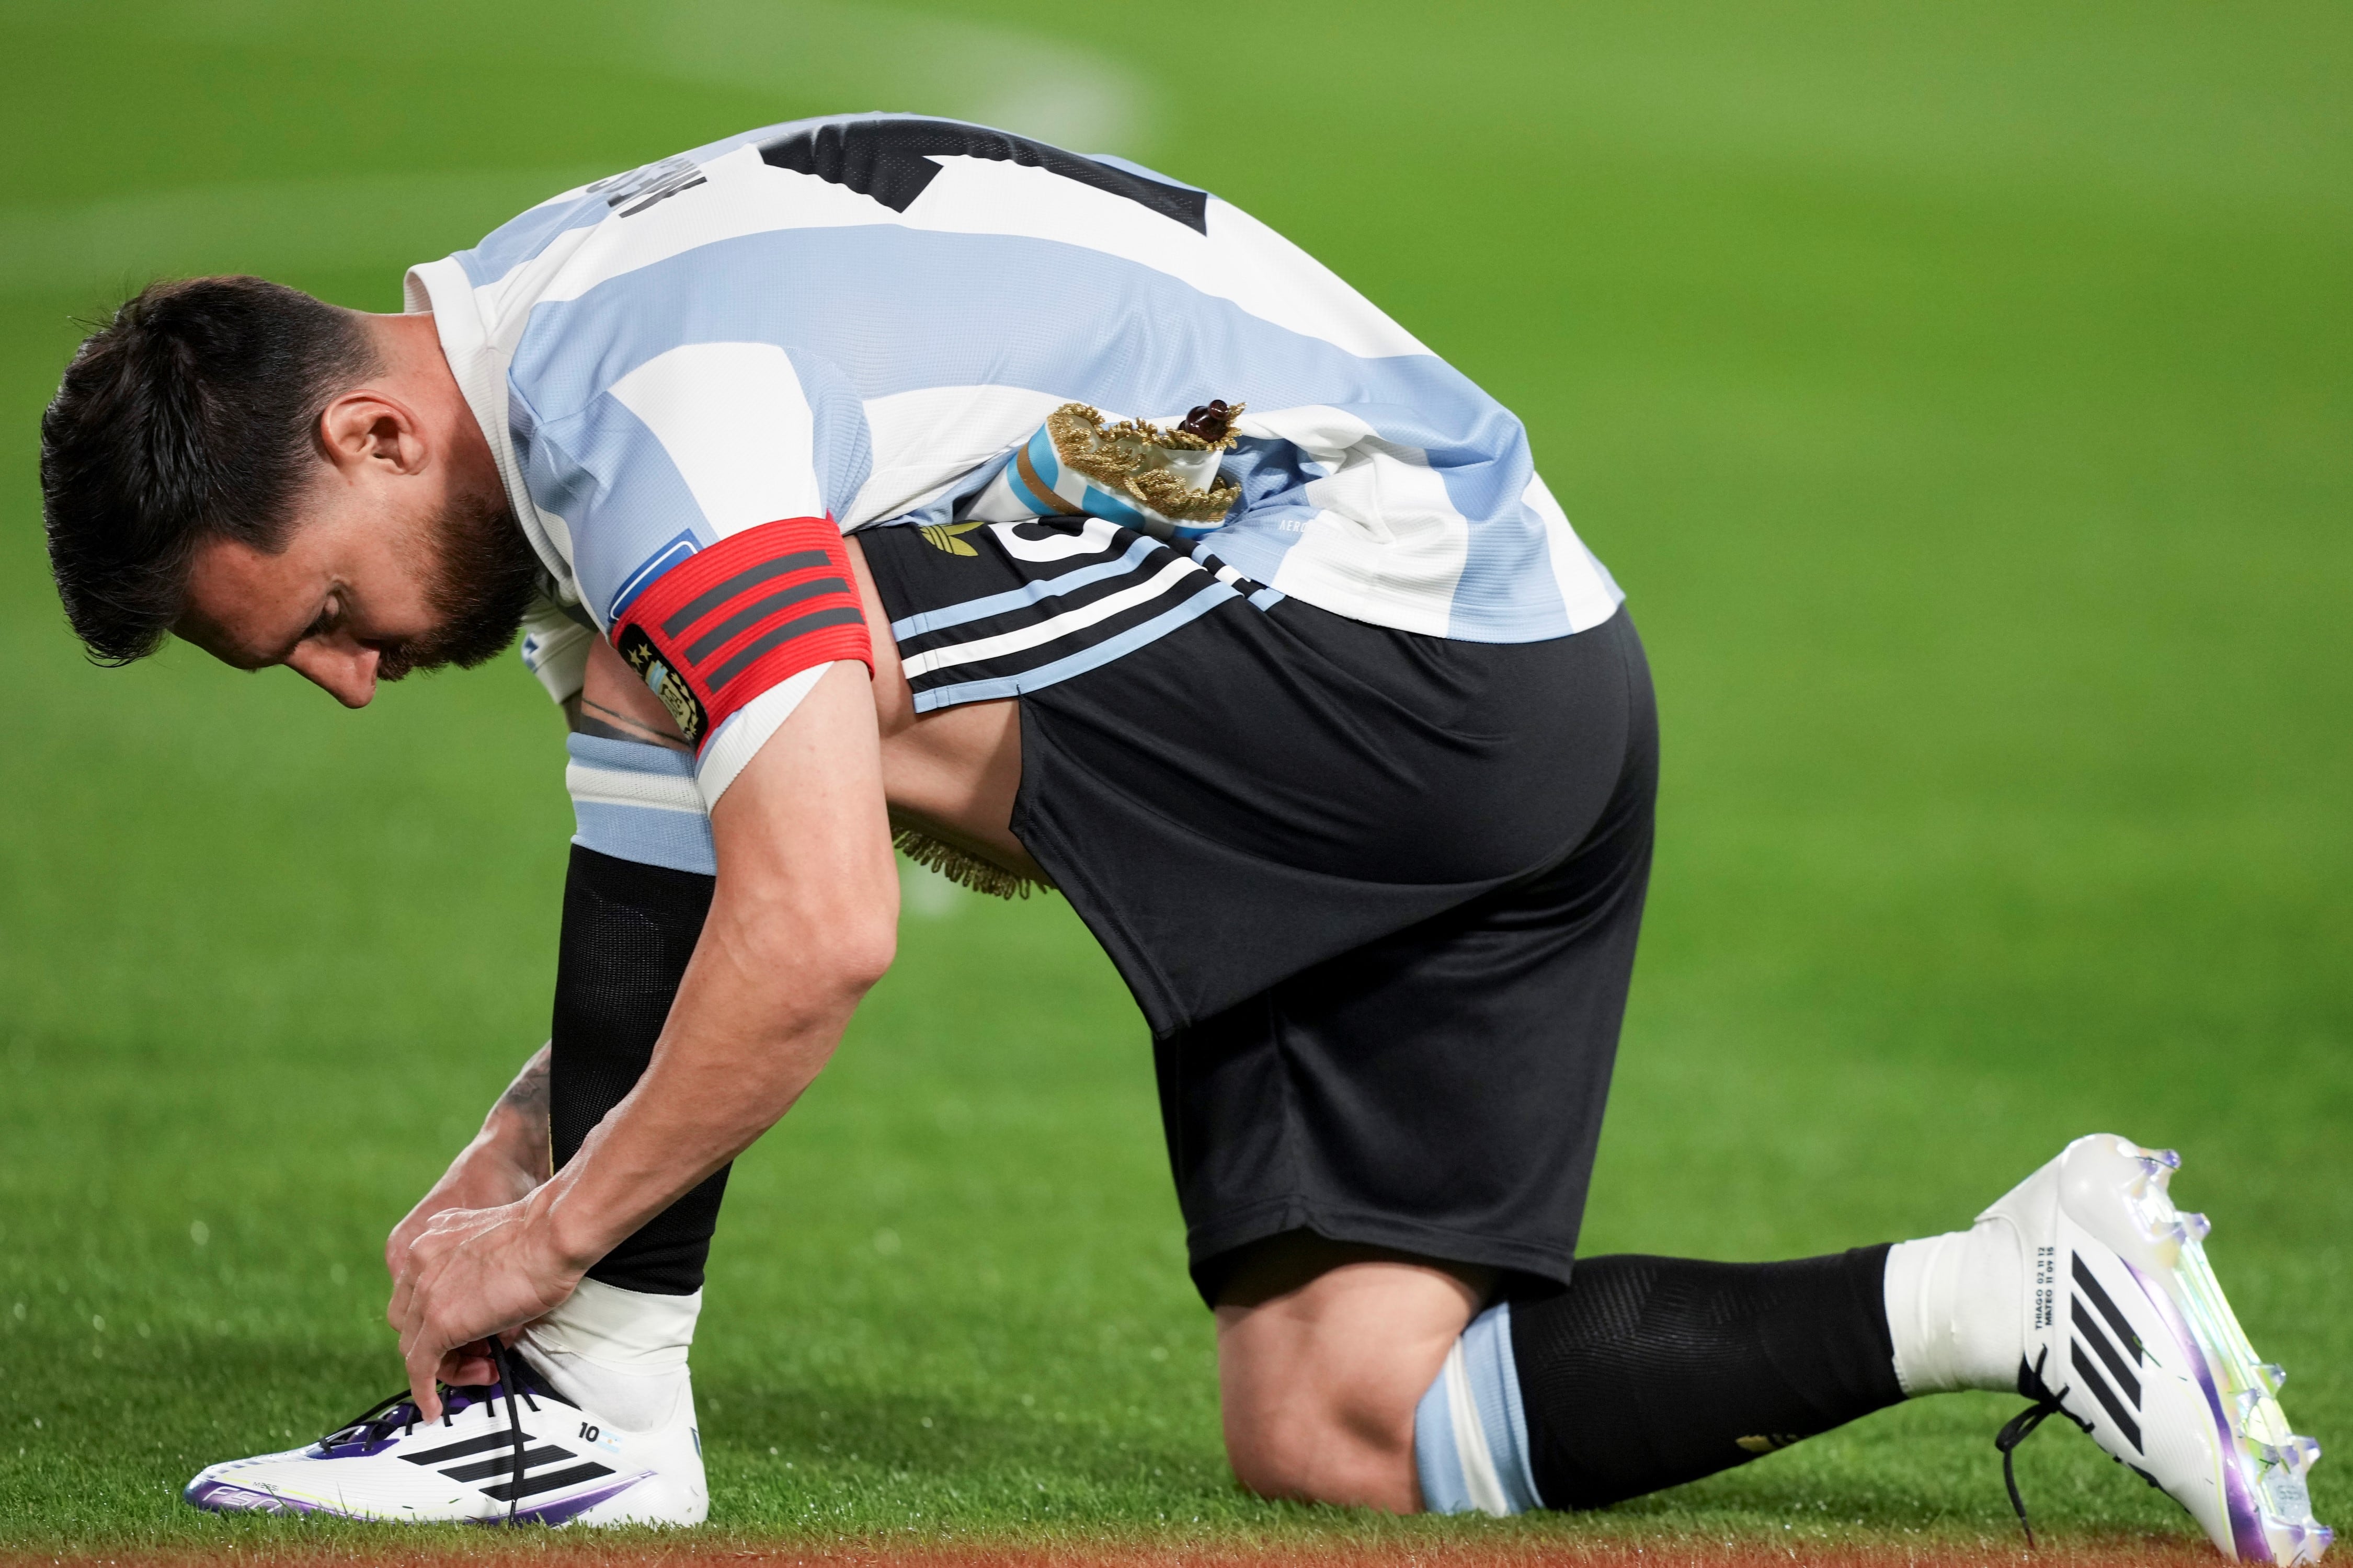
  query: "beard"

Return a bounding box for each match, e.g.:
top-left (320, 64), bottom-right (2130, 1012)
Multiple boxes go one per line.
top-left (375, 490), bottom-right (546, 683)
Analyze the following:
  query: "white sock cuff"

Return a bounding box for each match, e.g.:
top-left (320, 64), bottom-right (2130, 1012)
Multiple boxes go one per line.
top-left (530, 1278), bottom-right (701, 1373)
top-left (1883, 1233), bottom-right (1959, 1396)
top-left (1883, 1221), bottom-right (2024, 1397)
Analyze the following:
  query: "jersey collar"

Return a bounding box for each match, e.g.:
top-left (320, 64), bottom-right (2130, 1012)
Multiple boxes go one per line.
top-left (403, 256), bottom-right (582, 609)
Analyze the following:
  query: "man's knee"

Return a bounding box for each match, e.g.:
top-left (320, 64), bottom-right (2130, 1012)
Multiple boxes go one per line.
top-left (1212, 1232), bottom-right (1491, 1511)
top-left (1219, 1347), bottom-right (1406, 1506)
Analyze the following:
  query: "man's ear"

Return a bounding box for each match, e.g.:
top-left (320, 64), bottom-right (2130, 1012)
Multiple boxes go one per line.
top-left (316, 388), bottom-right (429, 478)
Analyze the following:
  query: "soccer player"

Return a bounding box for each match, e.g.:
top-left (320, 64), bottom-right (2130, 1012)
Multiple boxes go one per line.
top-left (37, 116), bottom-right (2328, 1558)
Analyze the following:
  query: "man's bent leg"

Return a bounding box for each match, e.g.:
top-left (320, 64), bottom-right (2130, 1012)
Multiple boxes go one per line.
top-left (1216, 1233), bottom-right (1492, 1511)
top-left (1217, 1237), bottom-right (1902, 1516)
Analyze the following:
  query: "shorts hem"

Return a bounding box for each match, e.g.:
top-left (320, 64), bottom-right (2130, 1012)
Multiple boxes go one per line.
top-left (1183, 1195), bottom-right (1578, 1309)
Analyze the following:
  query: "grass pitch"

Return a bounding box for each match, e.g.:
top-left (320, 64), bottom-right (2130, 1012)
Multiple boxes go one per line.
top-left (1, 0), bottom-right (2347, 1557)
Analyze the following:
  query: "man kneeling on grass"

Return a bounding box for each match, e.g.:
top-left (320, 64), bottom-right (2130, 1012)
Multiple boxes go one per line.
top-left (37, 115), bottom-right (2329, 1560)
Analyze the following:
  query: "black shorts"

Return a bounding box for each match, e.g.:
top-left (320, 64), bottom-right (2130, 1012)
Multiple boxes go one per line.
top-left (861, 524), bottom-right (1658, 1306)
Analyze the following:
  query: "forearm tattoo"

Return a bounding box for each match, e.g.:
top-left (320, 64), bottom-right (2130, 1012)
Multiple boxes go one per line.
top-left (491, 1044), bottom-right (555, 1180)
top-left (496, 1044), bottom-right (553, 1126)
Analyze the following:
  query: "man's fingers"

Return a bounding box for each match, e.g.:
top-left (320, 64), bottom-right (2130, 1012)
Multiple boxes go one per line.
top-left (387, 1243), bottom-right (434, 1338)
top-left (405, 1354), bottom-right (443, 1423)
top-left (385, 1220), bottom-right (424, 1277)
top-left (441, 1342), bottom-right (497, 1387)
top-left (386, 1267), bottom-right (414, 1333)
top-left (394, 1258), bottom-right (446, 1422)
top-left (402, 1311), bottom-right (456, 1423)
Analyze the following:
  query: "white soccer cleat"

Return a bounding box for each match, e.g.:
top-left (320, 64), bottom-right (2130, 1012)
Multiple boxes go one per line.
top-left (182, 1352), bottom-right (707, 1526)
top-left (1981, 1133), bottom-right (2330, 1563)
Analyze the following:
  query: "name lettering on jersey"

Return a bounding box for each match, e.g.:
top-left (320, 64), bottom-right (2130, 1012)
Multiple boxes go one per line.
top-left (589, 156), bottom-right (708, 219)
top-left (758, 119), bottom-right (1210, 234)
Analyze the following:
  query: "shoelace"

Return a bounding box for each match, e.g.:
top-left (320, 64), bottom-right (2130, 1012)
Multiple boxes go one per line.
top-left (318, 1376), bottom-right (502, 1450)
top-left (313, 1344), bottom-right (544, 1523)
top-left (486, 1340), bottom-right (541, 1526)
top-left (1994, 1347), bottom-right (2074, 1549)
top-left (315, 1390), bottom-right (423, 1452)
top-left (316, 1383), bottom-right (479, 1451)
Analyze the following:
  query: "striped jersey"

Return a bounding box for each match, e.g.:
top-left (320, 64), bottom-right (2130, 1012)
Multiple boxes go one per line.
top-left (405, 115), bottom-right (1622, 800)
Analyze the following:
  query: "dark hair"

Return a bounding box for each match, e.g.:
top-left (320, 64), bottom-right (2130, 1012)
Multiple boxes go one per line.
top-left (39, 276), bottom-right (379, 663)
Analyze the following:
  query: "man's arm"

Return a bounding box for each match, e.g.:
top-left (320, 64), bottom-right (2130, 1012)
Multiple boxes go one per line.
top-left (383, 1045), bottom-right (552, 1281)
top-left (382, 644), bottom-right (684, 1287)
top-left (389, 660), bottom-right (898, 1415)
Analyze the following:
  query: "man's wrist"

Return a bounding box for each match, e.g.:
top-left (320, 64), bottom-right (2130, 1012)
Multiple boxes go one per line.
top-left (523, 1173), bottom-right (603, 1283)
top-left (483, 1102), bottom-right (550, 1163)
top-left (446, 1123), bottom-right (545, 1200)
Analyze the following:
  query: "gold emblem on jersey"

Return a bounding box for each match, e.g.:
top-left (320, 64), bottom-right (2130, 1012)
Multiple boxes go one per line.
top-left (1046, 399), bottom-right (1245, 526)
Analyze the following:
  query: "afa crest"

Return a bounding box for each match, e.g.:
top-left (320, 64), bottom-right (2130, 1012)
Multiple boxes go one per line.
top-left (615, 625), bottom-right (709, 745)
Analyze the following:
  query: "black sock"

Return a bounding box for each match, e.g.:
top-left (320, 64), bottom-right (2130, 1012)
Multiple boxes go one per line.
top-left (550, 844), bottom-right (727, 1296)
top-left (1510, 1245), bottom-right (1904, 1508)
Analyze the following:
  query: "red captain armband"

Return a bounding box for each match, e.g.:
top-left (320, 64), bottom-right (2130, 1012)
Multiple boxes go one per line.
top-left (610, 516), bottom-right (872, 750)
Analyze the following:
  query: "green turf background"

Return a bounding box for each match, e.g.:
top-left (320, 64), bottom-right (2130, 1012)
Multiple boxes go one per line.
top-left (1, 0), bottom-right (2346, 1552)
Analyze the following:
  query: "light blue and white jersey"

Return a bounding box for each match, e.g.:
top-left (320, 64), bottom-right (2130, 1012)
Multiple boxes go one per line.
top-left (408, 115), bottom-right (1621, 811)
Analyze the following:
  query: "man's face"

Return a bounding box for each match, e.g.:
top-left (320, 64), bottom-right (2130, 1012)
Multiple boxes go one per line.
top-left (177, 467), bottom-right (543, 708)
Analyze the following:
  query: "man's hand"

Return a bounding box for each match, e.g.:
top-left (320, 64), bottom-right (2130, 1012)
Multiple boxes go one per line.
top-left (387, 1199), bottom-right (580, 1421)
